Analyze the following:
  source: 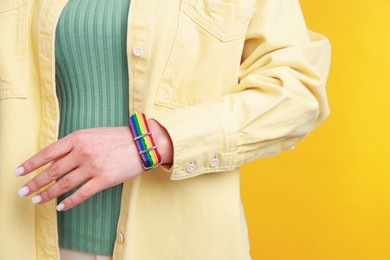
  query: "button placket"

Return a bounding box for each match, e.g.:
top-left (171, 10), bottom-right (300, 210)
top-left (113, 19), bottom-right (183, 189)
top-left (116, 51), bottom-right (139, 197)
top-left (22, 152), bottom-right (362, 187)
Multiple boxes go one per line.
top-left (117, 232), bottom-right (124, 243)
top-left (132, 45), bottom-right (144, 57)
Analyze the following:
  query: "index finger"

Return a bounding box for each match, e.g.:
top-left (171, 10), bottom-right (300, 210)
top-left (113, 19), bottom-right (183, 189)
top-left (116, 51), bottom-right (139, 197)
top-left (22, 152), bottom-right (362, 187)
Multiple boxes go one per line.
top-left (14, 138), bottom-right (73, 176)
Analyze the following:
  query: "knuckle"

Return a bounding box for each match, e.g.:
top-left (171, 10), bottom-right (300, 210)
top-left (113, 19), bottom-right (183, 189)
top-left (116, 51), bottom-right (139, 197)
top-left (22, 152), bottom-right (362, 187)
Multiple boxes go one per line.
top-left (104, 175), bottom-right (116, 186)
top-left (80, 147), bottom-right (93, 157)
top-left (58, 176), bottom-right (72, 190)
top-left (41, 147), bottom-right (54, 161)
top-left (28, 179), bottom-right (40, 191)
top-left (80, 144), bottom-right (100, 159)
top-left (70, 129), bottom-right (87, 142)
top-left (41, 189), bottom-right (52, 202)
top-left (65, 196), bottom-right (75, 207)
top-left (77, 187), bottom-right (92, 201)
top-left (68, 132), bottom-right (81, 144)
top-left (23, 160), bottom-right (34, 173)
top-left (90, 160), bottom-right (102, 170)
top-left (70, 130), bottom-right (82, 139)
top-left (48, 164), bottom-right (60, 178)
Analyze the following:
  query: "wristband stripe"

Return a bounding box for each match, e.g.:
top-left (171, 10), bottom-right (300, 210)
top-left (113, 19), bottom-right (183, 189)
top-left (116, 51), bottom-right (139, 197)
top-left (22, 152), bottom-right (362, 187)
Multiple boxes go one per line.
top-left (129, 113), bottom-right (162, 169)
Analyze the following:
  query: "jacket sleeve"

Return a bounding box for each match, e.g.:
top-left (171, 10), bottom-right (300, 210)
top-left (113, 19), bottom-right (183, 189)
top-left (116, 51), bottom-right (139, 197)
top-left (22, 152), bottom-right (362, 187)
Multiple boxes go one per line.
top-left (152, 0), bottom-right (331, 180)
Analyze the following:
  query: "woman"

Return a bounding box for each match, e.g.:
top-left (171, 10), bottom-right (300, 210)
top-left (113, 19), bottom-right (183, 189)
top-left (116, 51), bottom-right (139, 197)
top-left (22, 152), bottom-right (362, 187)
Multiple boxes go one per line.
top-left (0, 0), bottom-right (330, 259)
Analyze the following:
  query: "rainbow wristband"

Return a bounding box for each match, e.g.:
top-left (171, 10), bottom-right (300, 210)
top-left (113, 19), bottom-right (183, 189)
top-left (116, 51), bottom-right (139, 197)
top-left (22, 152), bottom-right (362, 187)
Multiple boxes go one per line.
top-left (129, 112), bottom-right (162, 170)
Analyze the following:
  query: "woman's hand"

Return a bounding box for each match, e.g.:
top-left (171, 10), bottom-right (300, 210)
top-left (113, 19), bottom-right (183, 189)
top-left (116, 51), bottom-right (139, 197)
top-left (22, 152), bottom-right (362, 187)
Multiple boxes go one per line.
top-left (15, 119), bottom-right (173, 211)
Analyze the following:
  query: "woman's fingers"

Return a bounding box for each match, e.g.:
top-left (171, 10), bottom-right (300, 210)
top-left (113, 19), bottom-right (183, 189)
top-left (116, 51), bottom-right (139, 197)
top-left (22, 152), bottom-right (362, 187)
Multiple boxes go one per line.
top-left (15, 127), bottom-right (144, 210)
top-left (17, 154), bottom-right (79, 197)
top-left (56, 178), bottom-right (105, 211)
top-left (29, 168), bottom-right (91, 205)
top-left (15, 137), bottom-right (73, 177)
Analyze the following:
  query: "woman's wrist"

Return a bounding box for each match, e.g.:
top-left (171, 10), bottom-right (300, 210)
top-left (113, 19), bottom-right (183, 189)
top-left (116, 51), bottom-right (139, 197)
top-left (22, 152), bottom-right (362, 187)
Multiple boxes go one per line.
top-left (147, 119), bottom-right (173, 165)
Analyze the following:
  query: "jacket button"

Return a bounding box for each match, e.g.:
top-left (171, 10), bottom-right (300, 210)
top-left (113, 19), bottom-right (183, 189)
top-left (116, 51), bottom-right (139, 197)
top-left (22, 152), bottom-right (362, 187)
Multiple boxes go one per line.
top-left (117, 232), bottom-right (124, 243)
top-left (132, 46), bottom-right (143, 57)
top-left (209, 158), bottom-right (219, 168)
top-left (186, 162), bottom-right (197, 173)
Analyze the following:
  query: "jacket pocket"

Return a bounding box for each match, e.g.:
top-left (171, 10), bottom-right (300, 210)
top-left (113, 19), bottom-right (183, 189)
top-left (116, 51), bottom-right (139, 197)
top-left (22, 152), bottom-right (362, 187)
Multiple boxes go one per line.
top-left (181, 0), bottom-right (255, 42)
top-left (155, 0), bottom-right (255, 109)
top-left (0, 0), bottom-right (28, 100)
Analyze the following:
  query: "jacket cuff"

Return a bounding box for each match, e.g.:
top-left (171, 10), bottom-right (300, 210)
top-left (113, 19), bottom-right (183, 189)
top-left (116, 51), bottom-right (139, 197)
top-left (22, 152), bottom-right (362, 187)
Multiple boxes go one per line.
top-left (150, 102), bottom-right (236, 180)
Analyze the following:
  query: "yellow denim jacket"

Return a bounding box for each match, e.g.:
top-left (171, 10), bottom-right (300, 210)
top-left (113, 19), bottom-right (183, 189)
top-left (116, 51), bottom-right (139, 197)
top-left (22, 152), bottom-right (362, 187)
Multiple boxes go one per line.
top-left (0, 0), bottom-right (330, 259)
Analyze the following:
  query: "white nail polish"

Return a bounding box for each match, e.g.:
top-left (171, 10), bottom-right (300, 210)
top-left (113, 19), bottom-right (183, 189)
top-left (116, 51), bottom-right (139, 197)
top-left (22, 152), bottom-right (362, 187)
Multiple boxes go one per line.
top-left (56, 203), bottom-right (65, 211)
top-left (18, 186), bottom-right (29, 197)
top-left (31, 195), bottom-right (42, 204)
top-left (14, 167), bottom-right (25, 177)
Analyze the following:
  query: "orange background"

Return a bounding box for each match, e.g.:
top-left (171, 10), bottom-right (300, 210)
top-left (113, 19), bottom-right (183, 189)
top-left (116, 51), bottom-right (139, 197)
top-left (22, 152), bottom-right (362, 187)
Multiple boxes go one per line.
top-left (241, 1), bottom-right (390, 259)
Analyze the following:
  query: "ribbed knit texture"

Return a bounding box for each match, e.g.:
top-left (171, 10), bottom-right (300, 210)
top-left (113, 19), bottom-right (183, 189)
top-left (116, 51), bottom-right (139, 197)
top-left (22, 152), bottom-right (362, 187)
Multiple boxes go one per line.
top-left (55, 0), bottom-right (131, 255)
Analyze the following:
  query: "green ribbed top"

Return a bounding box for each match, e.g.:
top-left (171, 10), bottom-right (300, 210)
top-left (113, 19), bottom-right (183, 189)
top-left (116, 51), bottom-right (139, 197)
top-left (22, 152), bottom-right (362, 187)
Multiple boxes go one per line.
top-left (55, 0), bottom-right (130, 255)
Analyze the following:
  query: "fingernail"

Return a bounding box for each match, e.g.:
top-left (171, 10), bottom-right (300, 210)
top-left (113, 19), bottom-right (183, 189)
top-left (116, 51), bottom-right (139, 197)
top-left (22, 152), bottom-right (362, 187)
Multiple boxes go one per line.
top-left (14, 167), bottom-right (25, 177)
top-left (31, 195), bottom-right (42, 204)
top-left (56, 203), bottom-right (65, 211)
top-left (18, 186), bottom-right (29, 197)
